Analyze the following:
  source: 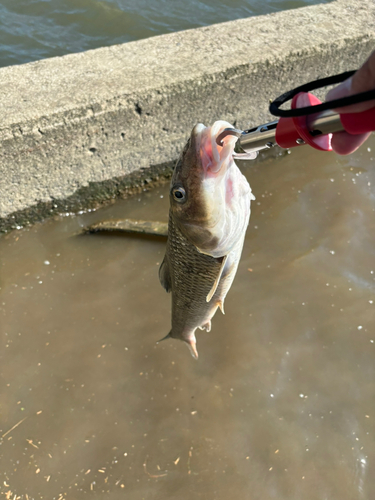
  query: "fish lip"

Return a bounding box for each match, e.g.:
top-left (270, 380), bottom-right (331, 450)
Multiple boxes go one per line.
top-left (193, 123), bottom-right (206, 137)
top-left (196, 121), bottom-right (238, 175)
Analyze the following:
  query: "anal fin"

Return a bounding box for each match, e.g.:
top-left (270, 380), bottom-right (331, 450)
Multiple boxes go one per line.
top-left (206, 255), bottom-right (228, 302)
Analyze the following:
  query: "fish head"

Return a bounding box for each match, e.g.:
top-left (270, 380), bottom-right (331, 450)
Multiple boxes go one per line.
top-left (169, 121), bottom-right (254, 257)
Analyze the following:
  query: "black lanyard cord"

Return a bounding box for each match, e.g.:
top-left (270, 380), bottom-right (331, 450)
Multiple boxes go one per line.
top-left (269, 70), bottom-right (375, 118)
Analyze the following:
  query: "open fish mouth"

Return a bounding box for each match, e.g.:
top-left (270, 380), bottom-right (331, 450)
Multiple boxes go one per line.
top-left (194, 121), bottom-right (239, 174)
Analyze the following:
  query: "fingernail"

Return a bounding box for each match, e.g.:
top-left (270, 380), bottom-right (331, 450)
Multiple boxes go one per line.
top-left (326, 77), bottom-right (352, 101)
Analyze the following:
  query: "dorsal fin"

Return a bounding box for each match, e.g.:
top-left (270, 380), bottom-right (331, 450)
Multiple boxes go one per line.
top-left (206, 255), bottom-right (228, 302)
top-left (159, 256), bottom-right (172, 292)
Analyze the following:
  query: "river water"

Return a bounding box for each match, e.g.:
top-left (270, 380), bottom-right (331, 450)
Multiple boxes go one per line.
top-left (0, 0), bottom-right (330, 68)
top-left (1, 137), bottom-right (374, 499)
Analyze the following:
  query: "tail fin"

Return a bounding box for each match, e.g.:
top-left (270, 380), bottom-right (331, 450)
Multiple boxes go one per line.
top-left (156, 332), bottom-right (171, 343)
top-left (157, 331), bottom-right (199, 359)
top-left (185, 339), bottom-right (199, 359)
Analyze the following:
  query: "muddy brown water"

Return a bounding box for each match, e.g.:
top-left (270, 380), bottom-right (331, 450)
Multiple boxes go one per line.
top-left (1, 138), bottom-right (375, 499)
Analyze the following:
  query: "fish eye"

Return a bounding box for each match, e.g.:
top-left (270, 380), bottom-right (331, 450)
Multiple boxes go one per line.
top-left (171, 186), bottom-right (186, 203)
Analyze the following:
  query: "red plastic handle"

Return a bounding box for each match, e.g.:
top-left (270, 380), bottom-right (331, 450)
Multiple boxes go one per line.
top-left (275, 92), bottom-right (332, 151)
top-left (275, 114), bottom-right (302, 149)
top-left (275, 92), bottom-right (375, 151)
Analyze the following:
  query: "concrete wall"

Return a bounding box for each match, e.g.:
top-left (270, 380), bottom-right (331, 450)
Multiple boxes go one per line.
top-left (0, 0), bottom-right (374, 231)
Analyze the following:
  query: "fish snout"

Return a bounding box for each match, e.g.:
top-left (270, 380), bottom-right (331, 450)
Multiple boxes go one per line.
top-left (192, 123), bottom-right (206, 137)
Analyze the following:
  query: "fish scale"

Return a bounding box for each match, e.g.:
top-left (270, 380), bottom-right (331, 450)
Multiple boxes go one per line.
top-left (166, 212), bottom-right (222, 335)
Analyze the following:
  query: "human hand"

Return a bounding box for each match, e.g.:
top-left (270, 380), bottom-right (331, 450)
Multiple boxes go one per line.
top-left (324, 50), bottom-right (375, 154)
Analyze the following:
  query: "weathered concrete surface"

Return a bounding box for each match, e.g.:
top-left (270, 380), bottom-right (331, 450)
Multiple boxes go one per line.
top-left (0, 0), bottom-right (374, 231)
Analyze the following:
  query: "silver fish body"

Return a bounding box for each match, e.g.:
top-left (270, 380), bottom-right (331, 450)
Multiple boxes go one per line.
top-left (159, 121), bottom-right (255, 358)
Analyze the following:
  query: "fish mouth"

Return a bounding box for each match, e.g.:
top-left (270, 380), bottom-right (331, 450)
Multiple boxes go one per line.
top-left (193, 121), bottom-right (239, 175)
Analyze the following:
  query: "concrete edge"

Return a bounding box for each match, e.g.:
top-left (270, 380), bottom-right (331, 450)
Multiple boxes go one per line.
top-left (1, 161), bottom-right (175, 232)
top-left (0, 148), bottom-right (290, 232)
top-left (0, 0), bottom-right (374, 232)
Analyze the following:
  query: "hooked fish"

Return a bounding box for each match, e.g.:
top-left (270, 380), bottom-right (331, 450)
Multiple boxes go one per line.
top-left (159, 120), bottom-right (255, 358)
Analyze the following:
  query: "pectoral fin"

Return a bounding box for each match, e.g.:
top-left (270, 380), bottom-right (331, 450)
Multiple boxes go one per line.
top-left (159, 256), bottom-right (172, 292)
top-left (206, 255), bottom-right (228, 302)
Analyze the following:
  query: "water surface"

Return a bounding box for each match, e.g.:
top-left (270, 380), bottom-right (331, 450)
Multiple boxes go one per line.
top-left (0, 0), bottom-right (331, 67)
top-left (1, 138), bottom-right (374, 499)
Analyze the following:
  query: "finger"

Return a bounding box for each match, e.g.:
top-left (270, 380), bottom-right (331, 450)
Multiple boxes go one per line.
top-left (326, 79), bottom-right (375, 114)
top-left (331, 131), bottom-right (370, 155)
top-left (351, 52), bottom-right (375, 95)
top-left (325, 53), bottom-right (375, 113)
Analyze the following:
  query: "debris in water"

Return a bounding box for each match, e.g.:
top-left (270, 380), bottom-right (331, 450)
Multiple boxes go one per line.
top-left (2, 417), bottom-right (27, 438)
top-left (26, 439), bottom-right (39, 449)
top-left (187, 448), bottom-right (193, 475)
top-left (143, 456), bottom-right (168, 478)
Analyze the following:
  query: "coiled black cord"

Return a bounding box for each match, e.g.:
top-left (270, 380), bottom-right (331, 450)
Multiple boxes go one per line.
top-left (269, 70), bottom-right (375, 118)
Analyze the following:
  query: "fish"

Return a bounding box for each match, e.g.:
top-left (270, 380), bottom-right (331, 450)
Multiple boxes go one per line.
top-left (158, 120), bottom-right (255, 358)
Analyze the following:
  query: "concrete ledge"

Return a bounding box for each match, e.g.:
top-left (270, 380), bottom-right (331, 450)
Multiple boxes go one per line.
top-left (1, 0), bottom-right (374, 231)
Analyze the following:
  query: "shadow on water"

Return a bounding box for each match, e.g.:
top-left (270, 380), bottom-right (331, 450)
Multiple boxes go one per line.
top-left (79, 231), bottom-right (168, 243)
top-left (0, 138), bottom-right (374, 499)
